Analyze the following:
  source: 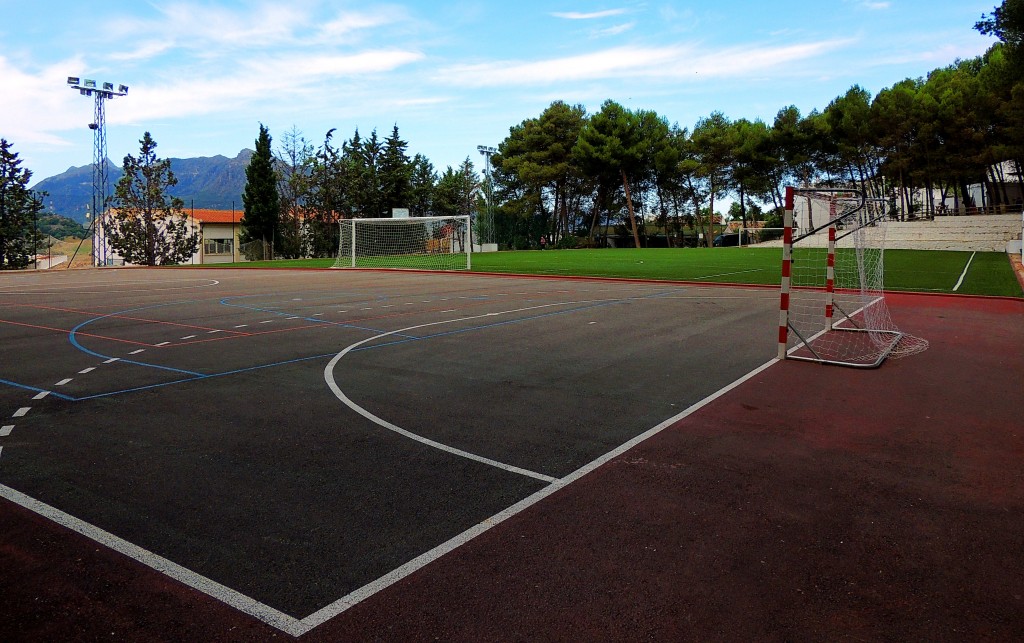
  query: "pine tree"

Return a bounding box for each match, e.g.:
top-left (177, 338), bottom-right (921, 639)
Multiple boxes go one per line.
top-left (241, 124), bottom-right (281, 253)
top-left (107, 132), bottom-right (198, 266)
top-left (380, 125), bottom-right (413, 215)
top-left (0, 139), bottom-right (44, 269)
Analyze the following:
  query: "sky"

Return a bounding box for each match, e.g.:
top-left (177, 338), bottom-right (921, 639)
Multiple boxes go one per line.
top-left (0, 0), bottom-right (999, 188)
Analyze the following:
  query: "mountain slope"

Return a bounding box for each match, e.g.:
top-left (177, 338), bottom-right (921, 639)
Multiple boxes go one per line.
top-left (32, 149), bottom-right (253, 223)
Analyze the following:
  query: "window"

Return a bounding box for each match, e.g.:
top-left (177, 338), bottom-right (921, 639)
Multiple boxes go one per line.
top-left (204, 238), bottom-right (233, 255)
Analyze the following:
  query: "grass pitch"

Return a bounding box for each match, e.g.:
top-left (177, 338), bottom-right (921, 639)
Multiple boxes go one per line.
top-left (216, 247), bottom-right (1022, 298)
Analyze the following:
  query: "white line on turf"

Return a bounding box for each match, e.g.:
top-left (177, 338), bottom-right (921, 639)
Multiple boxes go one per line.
top-left (103, 358), bottom-right (120, 364)
top-left (156, 342), bottom-right (170, 347)
top-left (55, 378), bottom-right (72, 386)
top-left (13, 408), bottom-right (30, 418)
top-left (129, 349), bottom-right (145, 354)
top-left (78, 367), bottom-right (96, 374)
top-left (32, 391), bottom-right (50, 400)
top-left (181, 335), bottom-right (197, 340)
top-left (0, 426), bottom-right (13, 436)
top-left (953, 251), bottom-right (976, 292)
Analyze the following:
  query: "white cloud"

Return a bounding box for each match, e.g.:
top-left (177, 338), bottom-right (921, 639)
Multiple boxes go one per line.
top-left (551, 9), bottom-right (629, 20)
top-left (436, 39), bottom-right (854, 87)
top-left (595, 22), bottom-right (636, 37)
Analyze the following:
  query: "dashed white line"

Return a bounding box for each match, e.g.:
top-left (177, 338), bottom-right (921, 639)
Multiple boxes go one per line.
top-left (55, 378), bottom-right (72, 386)
top-left (156, 341), bottom-right (171, 347)
top-left (181, 335), bottom-right (197, 340)
top-left (13, 408), bottom-right (30, 418)
top-left (234, 324), bottom-right (248, 328)
top-left (381, 305), bottom-right (393, 309)
top-left (78, 367), bottom-right (96, 374)
top-left (361, 307), bottom-right (372, 311)
top-left (129, 349), bottom-right (145, 355)
top-left (208, 329), bottom-right (224, 334)
top-left (259, 320), bottom-right (274, 324)
top-left (1, 426), bottom-right (13, 437)
top-left (103, 358), bottom-right (120, 364)
top-left (286, 316), bottom-right (299, 320)
top-left (32, 391), bottom-right (50, 400)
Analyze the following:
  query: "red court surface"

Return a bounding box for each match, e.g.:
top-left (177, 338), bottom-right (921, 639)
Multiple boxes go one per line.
top-left (1, 287), bottom-right (1022, 641)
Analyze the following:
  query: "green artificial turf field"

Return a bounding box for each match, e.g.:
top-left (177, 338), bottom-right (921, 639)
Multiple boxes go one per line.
top-left (212, 247), bottom-right (1023, 298)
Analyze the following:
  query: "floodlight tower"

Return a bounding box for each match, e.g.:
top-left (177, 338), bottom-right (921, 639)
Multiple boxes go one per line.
top-left (477, 145), bottom-right (497, 245)
top-left (67, 77), bottom-right (128, 266)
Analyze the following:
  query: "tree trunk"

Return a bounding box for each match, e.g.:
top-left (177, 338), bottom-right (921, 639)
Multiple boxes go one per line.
top-left (621, 169), bottom-right (641, 249)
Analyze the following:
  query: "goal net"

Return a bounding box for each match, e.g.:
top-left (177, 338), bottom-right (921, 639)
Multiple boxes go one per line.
top-left (332, 215), bottom-right (471, 271)
top-left (777, 186), bottom-right (928, 368)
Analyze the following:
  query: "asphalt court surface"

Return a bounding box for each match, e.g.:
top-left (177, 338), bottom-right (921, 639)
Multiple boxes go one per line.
top-left (0, 268), bottom-right (779, 622)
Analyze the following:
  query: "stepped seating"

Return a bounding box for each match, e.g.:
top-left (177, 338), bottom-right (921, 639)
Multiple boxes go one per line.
top-left (756, 214), bottom-right (1022, 252)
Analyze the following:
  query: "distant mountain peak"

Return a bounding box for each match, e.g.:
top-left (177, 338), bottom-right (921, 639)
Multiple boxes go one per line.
top-left (32, 150), bottom-right (254, 223)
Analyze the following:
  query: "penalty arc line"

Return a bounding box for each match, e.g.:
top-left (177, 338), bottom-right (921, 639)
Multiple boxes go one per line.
top-left (324, 301), bottom-right (628, 485)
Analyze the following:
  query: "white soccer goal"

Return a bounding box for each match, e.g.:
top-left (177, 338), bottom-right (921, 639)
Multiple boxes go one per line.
top-left (777, 187), bottom-right (928, 368)
top-left (332, 215), bottom-right (471, 271)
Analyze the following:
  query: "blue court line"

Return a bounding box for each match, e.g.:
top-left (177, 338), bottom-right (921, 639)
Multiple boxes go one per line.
top-left (0, 378), bottom-right (76, 401)
top-left (63, 298), bottom-right (634, 401)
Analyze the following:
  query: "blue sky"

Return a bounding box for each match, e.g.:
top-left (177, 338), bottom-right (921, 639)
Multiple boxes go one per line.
top-left (1, 1), bottom-right (997, 186)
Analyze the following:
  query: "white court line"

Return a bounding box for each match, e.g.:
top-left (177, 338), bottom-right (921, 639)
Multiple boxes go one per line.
top-left (129, 349), bottom-right (145, 355)
top-left (259, 320), bottom-right (274, 324)
top-left (78, 367), bottom-right (96, 374)
top-left (181, 335), bottom-right (197, 340)
top-left (32, 391), bottom-right (50, 400)
top-left (234, 324), bottom-right (248, 328)
top-left (55, 378), bottom-right (72, 386)
top-left (208, 329), bottom-right (224, 334)
top-left (156, 342), bottom-right (170, 347)
top-left (953, 251), bottom-right (976, 291)
top-left (307, 353), bottom-right (782, 634)
top-left (13, 408), bottom-right (30, 418)
top-left (0, 483), bottom-right (305, 636)
top-left (104, 358), bottom-right (120, 364)
top-left (2, 285), bottom-right (787, 636)
top-left (1, 426), bottom-right (13, 436)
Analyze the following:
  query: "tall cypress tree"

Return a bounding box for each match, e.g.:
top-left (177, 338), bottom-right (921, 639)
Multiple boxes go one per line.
top-left (241, 124), bottom-right (281, 251)
top-left (0, 138), bottom-right (44, 269)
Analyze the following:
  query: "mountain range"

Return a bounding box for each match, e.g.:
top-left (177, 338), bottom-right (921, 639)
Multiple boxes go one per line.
top-left (31, 149), bottom-right (253, 224)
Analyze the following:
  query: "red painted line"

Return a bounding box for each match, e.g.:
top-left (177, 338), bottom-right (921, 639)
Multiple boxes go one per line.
top-left (0, 318), bottom-right (154, 348)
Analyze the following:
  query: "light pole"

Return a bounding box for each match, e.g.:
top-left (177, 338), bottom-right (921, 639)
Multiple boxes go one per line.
top-left (477, 145), bottom-right (496, 245)
top-left (67, 77), bottom-right (128, 266)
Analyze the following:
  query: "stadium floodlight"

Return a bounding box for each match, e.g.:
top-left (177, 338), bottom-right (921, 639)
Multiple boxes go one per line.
top-left (67, 75), bottom-right (129, 266)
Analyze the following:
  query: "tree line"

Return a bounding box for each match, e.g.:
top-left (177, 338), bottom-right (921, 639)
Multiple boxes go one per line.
top-left (241, 2), bottom-right (1021, 252)
top-left (1, 2), bottom-right (1018, 266)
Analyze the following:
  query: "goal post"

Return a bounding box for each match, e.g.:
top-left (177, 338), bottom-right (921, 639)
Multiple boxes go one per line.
top-left (332, 215), bottom-right (472, 271)
top-left (777, 186), bottom-right (928, 368)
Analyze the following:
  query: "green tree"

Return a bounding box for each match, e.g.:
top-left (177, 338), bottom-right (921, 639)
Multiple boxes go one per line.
top-left (574, 100), bottom-right (649, 248)
top-left (0, 139), bottom-right (44, 269)
top-left (107, 132), bottom-right (198, 266)
top-left (408, 154), bottom-right (437, 217)
top-left (241, 124), bottom-right (281, 252)
top-left (275, 125), bottom-right (313, 258)
top-left (380, 125), bottom-right (413, 215)
top-left (976, 0), bottom-right (1024, 70)
top-left (690, 112), bottom-right (734, 246)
